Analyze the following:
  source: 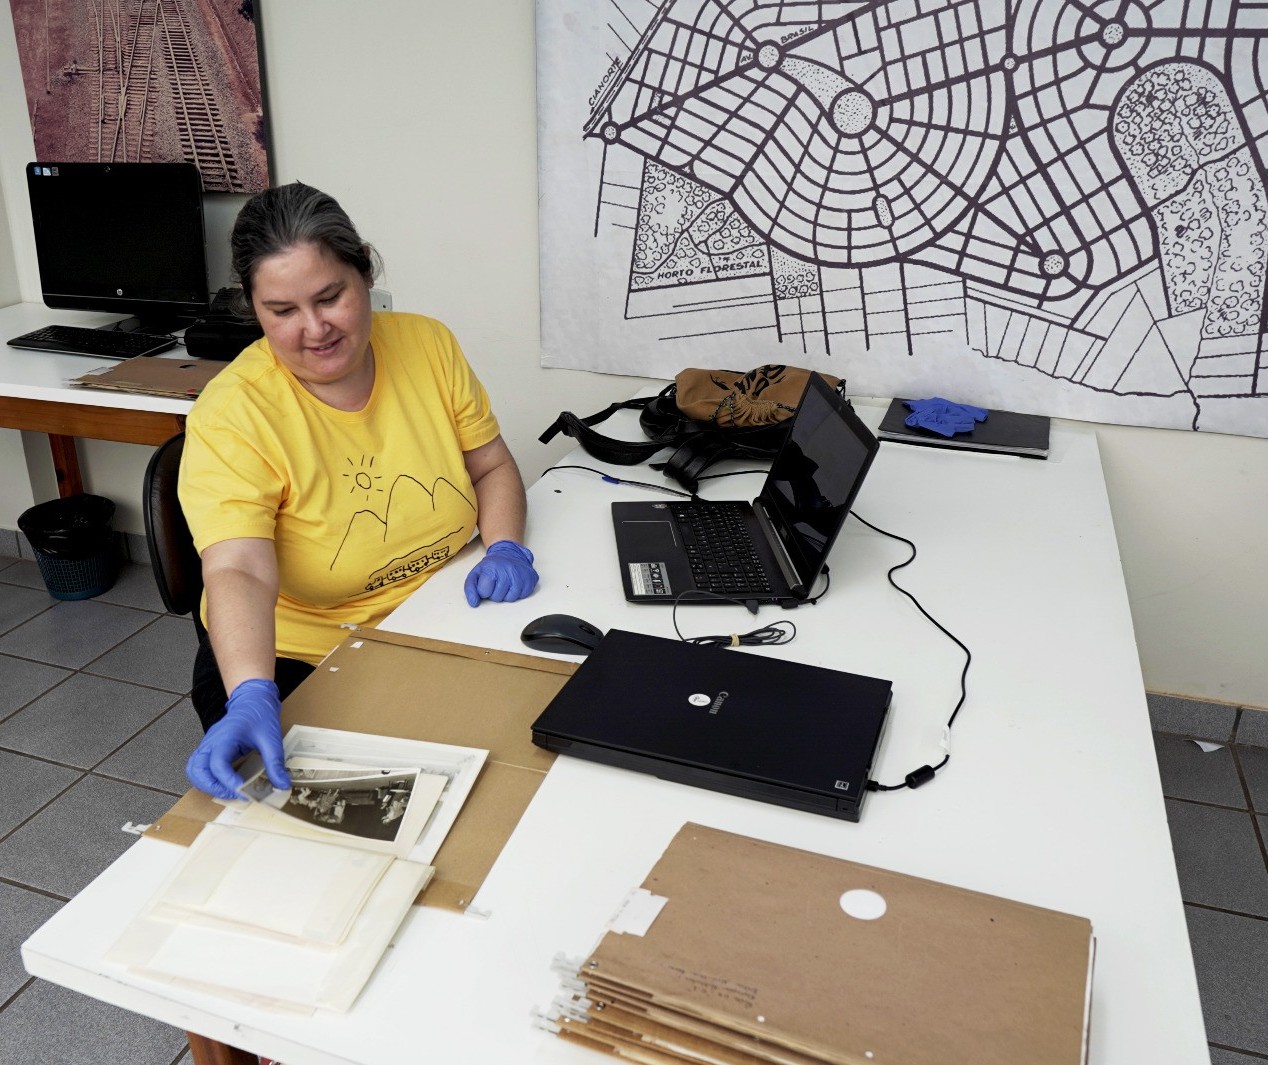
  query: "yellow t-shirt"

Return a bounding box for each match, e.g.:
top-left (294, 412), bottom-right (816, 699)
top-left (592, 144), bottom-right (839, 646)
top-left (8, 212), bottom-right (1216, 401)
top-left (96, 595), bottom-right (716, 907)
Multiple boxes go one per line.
top-left (179, 312), bottom-right (501, 664)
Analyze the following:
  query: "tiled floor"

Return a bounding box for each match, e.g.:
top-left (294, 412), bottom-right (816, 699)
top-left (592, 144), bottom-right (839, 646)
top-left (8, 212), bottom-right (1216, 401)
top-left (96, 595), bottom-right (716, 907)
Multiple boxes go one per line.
top-left (0, 544), bottom-right (1265, 1064)
top-left (1151, 697), bottom-right (1268, 1063)
top-left (0, 545), bottom-right (197, 1065)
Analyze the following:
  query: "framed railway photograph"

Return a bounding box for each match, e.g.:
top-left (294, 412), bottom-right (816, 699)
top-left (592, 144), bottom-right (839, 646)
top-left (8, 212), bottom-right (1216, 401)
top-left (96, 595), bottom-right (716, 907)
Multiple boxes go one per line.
top-left (8, 0), bottom-right (271, 193)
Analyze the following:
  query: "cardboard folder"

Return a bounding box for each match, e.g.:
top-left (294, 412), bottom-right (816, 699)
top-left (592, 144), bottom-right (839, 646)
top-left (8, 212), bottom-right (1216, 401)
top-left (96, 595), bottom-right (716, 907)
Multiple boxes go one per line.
top-left (558, 823), bottom-right (1094, 1065)
top-left (70, 354), bottom-right (226, 398)
top-left (146, 630), bottom-right (577, 912)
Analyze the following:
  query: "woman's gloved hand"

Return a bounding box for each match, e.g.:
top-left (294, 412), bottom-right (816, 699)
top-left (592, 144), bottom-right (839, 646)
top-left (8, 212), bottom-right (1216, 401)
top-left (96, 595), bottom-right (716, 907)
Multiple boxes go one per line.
top-left (464, 539), bottom-right (539, 607)
top-left (185, 678), bottom-right (291, 800)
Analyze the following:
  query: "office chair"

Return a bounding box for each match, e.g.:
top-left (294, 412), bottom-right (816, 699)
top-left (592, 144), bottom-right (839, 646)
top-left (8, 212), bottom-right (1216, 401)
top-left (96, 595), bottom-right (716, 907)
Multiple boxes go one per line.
top-left (143, 432), bottom-right (206, 640)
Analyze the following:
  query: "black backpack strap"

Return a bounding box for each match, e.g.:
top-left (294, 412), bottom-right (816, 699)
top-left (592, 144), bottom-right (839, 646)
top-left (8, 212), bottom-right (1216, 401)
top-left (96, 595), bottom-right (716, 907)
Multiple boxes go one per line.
top-left (637, 385), bottom-right (692, 444)
top-left (539, 396), bottom-right (649, 441)
top-left (539, 398), bottom-right (671, 466)
top-left (653, 433), bottom-right (744, 494)
top-left (539, 383), bottom-right (793, 483)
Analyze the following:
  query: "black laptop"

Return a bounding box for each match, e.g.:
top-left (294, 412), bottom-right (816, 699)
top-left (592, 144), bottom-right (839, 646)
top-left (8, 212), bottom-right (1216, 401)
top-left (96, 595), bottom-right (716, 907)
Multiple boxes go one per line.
top-left (612, 373), bottom-right (879, 606)
top-left (530, 629), bottom-right (892, 821)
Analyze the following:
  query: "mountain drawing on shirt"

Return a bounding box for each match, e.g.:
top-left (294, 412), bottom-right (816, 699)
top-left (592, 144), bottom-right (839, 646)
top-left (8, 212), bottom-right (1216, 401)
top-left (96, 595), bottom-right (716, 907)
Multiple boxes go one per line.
top-left (330, 474), bottom-right (476, 591)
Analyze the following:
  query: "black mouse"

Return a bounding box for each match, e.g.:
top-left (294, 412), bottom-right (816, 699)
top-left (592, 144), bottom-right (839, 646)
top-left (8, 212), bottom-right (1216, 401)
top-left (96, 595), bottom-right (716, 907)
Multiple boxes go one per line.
top-left (520, 614), bottom-right (605, 656)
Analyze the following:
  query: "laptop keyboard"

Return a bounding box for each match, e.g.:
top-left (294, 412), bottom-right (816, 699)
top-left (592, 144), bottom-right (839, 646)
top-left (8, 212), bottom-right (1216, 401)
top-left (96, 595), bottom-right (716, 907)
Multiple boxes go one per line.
top-left (670, 501), bottom-right (773, 596)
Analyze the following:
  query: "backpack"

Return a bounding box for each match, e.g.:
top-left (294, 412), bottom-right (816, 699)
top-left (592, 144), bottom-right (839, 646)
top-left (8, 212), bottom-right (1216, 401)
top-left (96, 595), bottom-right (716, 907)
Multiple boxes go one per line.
top-left (539, 365), bottom-right (844, 494)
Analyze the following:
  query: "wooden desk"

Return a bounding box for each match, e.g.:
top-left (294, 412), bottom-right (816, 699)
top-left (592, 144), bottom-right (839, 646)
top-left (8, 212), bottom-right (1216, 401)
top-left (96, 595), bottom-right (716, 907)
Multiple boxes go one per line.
top-left (21, 404), bottom-right (1211, 1064)
top-left (0, 303), bottom-right (192, 495)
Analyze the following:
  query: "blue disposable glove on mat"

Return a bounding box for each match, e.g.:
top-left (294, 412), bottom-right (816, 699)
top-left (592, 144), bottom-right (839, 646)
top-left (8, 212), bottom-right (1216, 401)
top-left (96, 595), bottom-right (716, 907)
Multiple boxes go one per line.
top-left (903, 397), bottom-right (988, 437)
top-left (185, 678), bottom-right (290, 800)
top-left (464, 539), bottom-right (539, 607)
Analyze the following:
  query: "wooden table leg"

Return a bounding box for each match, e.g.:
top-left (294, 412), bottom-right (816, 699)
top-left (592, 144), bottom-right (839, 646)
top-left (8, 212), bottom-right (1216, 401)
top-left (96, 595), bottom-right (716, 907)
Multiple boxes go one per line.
top-left (186, 1031), bottom-right (258, 1065)
top-left (47, 434), bottom-right (83, 497)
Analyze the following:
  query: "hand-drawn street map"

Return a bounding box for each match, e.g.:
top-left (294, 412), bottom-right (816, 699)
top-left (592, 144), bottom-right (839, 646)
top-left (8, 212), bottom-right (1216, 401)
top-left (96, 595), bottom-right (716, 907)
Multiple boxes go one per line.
top-left (537, 0), bottom-right (1268, 436)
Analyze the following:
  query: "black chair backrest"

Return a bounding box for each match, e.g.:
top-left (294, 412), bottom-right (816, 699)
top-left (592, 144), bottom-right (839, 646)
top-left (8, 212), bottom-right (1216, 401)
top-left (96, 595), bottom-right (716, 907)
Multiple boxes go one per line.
top-left (143, 433), bottom-right (204, 630)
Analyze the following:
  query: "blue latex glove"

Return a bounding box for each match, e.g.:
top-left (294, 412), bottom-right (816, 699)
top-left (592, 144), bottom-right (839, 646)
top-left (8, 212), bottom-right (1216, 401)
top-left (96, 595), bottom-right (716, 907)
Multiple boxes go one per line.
top-left (464, 539), bottom-right (539, 607)
top-left (903, 397), bottom-right (988, 438)
top-left (185, 679), bottom-right (291, 800)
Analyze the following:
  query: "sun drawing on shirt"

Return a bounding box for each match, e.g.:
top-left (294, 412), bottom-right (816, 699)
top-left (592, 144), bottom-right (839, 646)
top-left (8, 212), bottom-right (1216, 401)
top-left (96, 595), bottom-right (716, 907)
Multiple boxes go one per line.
top-left (343, 454), bottom-right (384, 502)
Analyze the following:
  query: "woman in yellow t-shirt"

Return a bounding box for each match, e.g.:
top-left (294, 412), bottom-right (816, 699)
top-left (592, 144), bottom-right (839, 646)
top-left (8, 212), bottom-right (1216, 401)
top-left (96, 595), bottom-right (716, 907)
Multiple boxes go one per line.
top-left (180, 182), bottom-right (538, 799)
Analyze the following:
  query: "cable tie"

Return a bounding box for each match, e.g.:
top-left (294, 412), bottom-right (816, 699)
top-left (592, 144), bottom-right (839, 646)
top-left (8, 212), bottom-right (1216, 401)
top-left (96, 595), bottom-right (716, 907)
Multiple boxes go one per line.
top-left (730, 633), bottom-right (740, 647)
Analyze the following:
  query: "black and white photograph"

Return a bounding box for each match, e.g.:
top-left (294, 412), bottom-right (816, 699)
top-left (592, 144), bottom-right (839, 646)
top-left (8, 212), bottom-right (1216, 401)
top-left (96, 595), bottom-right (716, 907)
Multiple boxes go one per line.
top-left (279, 767), bottom-right (420, 845)
top-left (228, 726), bottom-right (487, 861)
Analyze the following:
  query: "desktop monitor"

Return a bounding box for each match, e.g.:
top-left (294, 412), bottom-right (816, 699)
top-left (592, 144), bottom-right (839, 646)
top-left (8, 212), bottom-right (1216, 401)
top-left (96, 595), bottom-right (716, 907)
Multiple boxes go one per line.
top-left (26, 161), bottom-right (210, 333)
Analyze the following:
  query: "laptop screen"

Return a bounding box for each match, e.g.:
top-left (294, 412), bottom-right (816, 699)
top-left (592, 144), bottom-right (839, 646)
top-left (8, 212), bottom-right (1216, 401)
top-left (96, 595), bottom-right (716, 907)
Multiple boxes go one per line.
top-left (759, 375), bottom-right (879, 587)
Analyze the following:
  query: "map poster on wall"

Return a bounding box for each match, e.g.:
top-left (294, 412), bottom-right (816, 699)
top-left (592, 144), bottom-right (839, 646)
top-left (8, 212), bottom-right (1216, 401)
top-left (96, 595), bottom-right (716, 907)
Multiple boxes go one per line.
top-left (536, 0), bottom-right (1268, 438)
top-left (8, 0), bottom-right (270, 194)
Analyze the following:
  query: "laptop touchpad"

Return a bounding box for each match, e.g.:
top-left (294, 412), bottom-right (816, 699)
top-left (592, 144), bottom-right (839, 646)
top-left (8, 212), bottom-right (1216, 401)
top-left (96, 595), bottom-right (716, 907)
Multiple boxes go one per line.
top-left (621, 519), bottom-right (679, 555)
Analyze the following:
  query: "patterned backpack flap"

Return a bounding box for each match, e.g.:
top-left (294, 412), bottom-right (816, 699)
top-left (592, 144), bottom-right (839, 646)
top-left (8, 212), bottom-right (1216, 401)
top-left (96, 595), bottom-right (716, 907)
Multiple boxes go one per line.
top-left (674, 365), bottom-right (842, 427)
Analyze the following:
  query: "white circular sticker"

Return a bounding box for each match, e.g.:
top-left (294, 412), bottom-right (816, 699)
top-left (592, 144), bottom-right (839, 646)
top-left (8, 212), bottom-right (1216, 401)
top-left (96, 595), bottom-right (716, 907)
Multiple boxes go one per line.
top-left (839, 889), bottom-right (887, 920)
top-left (688, 694), bottom-right (710, 707)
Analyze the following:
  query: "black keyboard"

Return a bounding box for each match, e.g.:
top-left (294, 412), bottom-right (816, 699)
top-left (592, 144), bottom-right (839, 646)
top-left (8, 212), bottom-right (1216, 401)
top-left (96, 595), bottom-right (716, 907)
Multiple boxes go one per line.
top-left (7, 324), bottom-right (176, 359)
top-left (671, 501), bottom-right (773, 596)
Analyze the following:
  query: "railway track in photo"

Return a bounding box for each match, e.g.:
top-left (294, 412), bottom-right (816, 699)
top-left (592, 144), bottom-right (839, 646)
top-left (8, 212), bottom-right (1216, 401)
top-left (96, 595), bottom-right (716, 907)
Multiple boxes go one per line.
top-left (89, 0), bottom-right (244, 191)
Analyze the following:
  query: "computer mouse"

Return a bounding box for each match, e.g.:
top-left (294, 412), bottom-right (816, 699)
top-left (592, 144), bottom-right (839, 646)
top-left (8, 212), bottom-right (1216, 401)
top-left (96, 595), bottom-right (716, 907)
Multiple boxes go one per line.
top-left (520, 614), bottom-right (605, 656)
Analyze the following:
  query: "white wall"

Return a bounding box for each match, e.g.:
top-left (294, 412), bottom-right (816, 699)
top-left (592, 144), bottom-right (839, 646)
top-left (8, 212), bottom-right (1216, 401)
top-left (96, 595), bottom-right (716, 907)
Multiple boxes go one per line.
top-left (0, 162), bottom-right (16, 305)
top-left (1096, 422), bottom-right (1268, 707)
top-left (0, 1), bottom-right (1264, 709)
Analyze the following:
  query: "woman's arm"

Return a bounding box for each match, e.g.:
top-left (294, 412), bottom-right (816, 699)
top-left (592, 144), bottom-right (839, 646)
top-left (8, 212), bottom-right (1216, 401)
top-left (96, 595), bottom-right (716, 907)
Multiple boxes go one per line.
top-left (201, 537), bottom-right (280, 689)
top-left (463, 434), bottom-right (528, 546)
top-left (185, 537), bottom-right (289, 799)
top-left (461, 435), bottom-right (538, 605)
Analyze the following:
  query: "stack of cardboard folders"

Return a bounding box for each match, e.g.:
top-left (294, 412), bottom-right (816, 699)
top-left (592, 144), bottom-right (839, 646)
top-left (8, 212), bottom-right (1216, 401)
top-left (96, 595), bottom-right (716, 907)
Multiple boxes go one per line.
top-left (543, 823), bottom-right (1095, 1065)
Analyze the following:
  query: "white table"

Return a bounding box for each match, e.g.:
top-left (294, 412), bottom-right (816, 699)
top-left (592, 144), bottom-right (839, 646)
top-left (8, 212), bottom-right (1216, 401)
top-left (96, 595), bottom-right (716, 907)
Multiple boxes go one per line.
top-left (22, 402), bottom-right (1210, 1064)
top-left (0, 303), bottom-right (194, 495)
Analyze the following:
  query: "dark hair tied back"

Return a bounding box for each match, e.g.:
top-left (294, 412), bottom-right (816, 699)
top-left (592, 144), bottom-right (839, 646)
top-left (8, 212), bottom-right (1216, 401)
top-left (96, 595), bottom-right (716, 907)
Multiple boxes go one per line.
top-left (229, 181), bottom-right (380, 315)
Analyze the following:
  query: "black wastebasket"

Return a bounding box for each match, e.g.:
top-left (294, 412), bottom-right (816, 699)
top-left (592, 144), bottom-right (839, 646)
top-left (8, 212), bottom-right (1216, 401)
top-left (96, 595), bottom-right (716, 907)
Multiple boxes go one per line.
top-left (17, 493), bottom-right (121, 601)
